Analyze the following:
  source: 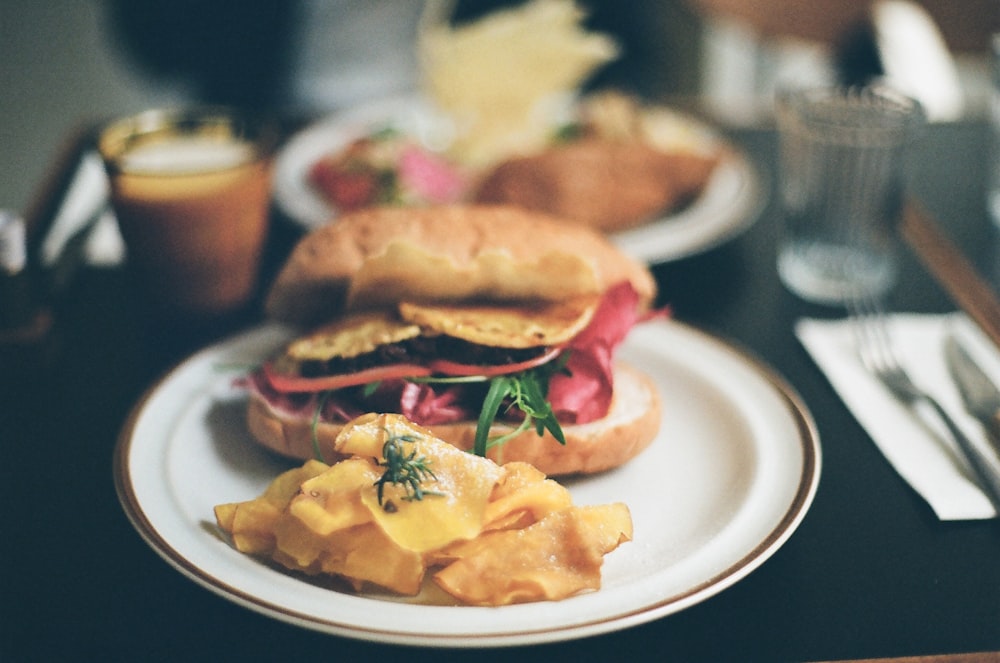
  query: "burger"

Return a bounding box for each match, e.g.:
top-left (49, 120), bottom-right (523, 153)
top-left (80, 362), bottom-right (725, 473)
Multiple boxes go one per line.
top-left (245, 205), bottom-right (663, 476)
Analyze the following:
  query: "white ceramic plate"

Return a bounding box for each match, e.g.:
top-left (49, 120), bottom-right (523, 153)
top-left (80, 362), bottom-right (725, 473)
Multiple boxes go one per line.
top-left (272, 97), bottom-right (764, 264)
top-left (114, 318), bottom-right (819, 647)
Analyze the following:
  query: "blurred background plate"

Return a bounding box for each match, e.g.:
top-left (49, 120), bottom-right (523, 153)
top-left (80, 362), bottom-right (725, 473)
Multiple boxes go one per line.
top-left (272, 95), bottom-right (765, 264)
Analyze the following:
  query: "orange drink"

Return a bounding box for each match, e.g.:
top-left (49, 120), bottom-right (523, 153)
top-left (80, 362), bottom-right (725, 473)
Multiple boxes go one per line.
top-left (98, 109), bottom-right (276, 317)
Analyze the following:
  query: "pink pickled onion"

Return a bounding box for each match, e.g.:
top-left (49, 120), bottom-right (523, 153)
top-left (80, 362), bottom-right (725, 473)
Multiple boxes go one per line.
top-left (548, 282), bottom-right (667, 423)
top-left (398, 145), bottom-right (467, 203)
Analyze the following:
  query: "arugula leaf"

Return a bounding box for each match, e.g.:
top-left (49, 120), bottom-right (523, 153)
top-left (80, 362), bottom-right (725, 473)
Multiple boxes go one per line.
top-left (475, 376), bottom-right (512, 457)
top-left (519, 370), bottom-right (565, 444)
top-left (341, 352), bottom-right (571, 459)
top-left (310, 391), bottom-right (332, 461)
top-left (473, 360), bottom-right (568, 457)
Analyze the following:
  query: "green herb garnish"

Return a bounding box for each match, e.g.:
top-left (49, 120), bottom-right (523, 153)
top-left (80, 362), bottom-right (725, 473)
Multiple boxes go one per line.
top-left (311, 390), bottom-right (332, 461)
top-left (308, 355), bottom-right (569, 465)
top-left (473, 360), bottom-right (568, 457)
top-left (370, 125), bottom-right (401, 142)
top-left (373, 433), bottom-right (442, 506)
top-left (552, 122), bottom-right (583, 143)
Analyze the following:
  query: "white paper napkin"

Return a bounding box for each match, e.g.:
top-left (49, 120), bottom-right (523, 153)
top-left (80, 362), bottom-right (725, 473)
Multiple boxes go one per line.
top-left (796, 312), bottom-right (1000, 520)
top-left (39, 151), bottom-right (124, 267)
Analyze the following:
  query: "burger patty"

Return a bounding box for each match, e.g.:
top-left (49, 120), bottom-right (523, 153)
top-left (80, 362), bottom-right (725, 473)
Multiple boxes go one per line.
top-left (296, 334), bottom-right (553, 378)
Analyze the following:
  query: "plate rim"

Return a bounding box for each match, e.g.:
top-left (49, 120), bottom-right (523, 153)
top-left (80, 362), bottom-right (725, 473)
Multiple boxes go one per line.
top-left (113, 319), bottom-right (820, 647)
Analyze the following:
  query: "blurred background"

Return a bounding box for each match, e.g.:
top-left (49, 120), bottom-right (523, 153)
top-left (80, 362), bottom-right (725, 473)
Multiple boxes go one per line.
top-left (1, 0), bottom-right (996, 217)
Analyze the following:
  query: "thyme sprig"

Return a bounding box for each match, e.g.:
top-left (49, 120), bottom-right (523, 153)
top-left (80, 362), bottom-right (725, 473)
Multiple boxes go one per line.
top-left (373, 433), bottom-right (442, 506)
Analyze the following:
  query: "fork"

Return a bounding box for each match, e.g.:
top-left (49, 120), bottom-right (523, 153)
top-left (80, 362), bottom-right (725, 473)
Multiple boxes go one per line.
top-left (847, 294), bottom-right (1000, 512)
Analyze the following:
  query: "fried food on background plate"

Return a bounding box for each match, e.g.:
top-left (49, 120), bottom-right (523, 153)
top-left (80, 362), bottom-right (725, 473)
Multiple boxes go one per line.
top-left (473, 91), bottom-right (723, 232)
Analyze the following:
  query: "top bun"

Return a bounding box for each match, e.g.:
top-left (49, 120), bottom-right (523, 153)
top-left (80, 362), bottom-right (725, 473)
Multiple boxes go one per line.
top-left (266, 205), bottom-right (657, 326)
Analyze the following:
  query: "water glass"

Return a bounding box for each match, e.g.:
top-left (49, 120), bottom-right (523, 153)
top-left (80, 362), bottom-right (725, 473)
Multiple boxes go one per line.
top-left (775, 85), bottom-right (924, 305)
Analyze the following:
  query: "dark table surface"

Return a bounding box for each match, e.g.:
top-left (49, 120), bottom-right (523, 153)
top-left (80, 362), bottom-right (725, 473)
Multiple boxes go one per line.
top-left (3, 118), bottom-right (999, 663)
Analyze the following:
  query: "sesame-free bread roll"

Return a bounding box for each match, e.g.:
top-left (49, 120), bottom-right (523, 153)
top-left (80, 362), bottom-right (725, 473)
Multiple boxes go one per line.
top-left (265, 205), bottom-right (657, 326)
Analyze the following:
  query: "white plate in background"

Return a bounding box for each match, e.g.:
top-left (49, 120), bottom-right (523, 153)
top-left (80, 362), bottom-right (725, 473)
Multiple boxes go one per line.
top-left (272, 97), bottom-right (764, 264)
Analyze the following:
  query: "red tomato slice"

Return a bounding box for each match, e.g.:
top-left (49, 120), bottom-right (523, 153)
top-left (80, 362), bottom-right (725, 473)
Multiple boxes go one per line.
top-left (262, 347), bottom-right (561, 393)
top-left (428, 347), bottom-right (562, 377)
top-left (263, 361), bottom-right (432, 393)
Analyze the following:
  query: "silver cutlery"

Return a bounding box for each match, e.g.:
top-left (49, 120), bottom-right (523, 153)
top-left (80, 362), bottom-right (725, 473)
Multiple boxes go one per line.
top-left (847, 295), bottom-right (1000, 512)
top-left (943, 334), bottom-right (1000, 460)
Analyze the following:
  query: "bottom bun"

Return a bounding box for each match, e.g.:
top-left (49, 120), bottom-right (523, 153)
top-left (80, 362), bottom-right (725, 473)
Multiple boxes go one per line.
top-left (246, 363), bottom-right (662, 476)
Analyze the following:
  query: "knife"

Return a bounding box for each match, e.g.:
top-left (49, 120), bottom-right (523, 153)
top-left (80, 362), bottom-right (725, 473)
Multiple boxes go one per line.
top-left (943, 334), bottom-right (1000, 460)
top-left (901, 202), bottom-right (1000, 350)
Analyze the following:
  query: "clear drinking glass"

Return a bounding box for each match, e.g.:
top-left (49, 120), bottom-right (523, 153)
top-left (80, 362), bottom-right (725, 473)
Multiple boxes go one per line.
top-left (775, 85), bottom-right (924, 305)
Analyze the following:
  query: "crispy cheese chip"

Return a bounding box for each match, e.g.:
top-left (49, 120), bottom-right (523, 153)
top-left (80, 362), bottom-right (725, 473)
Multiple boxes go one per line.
top-left (482, 461), bottom-right (573, 530)
top-left (333, 411), bottom-right (433, 457)
top-left (319, 523), bottom-right (426, 595)
top-left (337, 413), bottom-right (504, 553)
top-left (284, 310), bottom-right (422, 362)
top-left (398, 295), bottom-right (598, 348)
top-left (577, 502), bottom-right (634, 551)
top-left (272, 517), bottom-right (426, 595)
top-left (288, 458), bottom-right (379, 536)
top-left (215, 413), bottom-right (632, 603)
top-left (433, 504), bottom-right (632, 605)
top-left (213, 460), bottom-right (328, 554)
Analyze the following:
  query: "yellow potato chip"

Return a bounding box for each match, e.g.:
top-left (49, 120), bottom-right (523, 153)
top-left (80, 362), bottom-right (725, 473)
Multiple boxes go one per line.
top-left (576, 502), bottom-right (634, 552)
top-left (398, 295), bottom-right (598, 348)
top-left (224, 500), bottom-right (282, 555)
top-left (317, 523), bottom-right (426, 596)
top-left (214, 460), bottom-right (329, 554)
top-left (216, 414), bottom-right (633, 604)
top-left (482, 472), bottom-right (573, 531)
top-left (272, 509), bottom-right (329, 570)
top-left (288, 458), bottom-right (379, 536)
top-left (272, 518), bottom-right (426, 596)
top-left (433, 506), bottom-right (622, 605)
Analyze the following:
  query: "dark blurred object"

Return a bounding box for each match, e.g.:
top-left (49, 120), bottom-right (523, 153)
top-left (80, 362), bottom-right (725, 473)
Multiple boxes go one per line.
top-left (582, 0), bottom-right (704, 98)
top-left (833, 19), bottom-right (884, 87)
top-left (107, 0), bottom-right (300, 110)
top-left (0, 211), bottom-right (40, 332)
top-left (107, 0), bottom-right (704, 114)
top-left (0, 210), bottom-right (55, 380)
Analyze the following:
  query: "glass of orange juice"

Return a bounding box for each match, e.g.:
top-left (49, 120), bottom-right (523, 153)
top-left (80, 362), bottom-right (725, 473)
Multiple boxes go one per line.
top-left (97, 108), bottom-right (278, 319)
